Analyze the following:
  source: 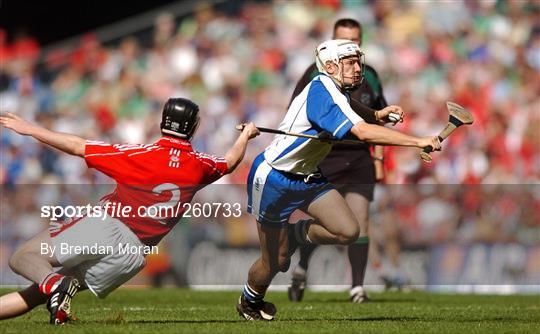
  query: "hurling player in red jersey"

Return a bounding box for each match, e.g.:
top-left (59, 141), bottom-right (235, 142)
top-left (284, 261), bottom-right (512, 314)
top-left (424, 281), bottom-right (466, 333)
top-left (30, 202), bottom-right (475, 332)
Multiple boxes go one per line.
top-left (0, 98), bottom-right (259, 324)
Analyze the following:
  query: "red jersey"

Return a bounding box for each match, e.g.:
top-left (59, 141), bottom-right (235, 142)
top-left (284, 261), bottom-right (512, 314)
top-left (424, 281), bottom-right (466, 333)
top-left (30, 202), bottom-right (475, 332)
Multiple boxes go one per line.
top-left (84, 136), bottom-right (228, 246)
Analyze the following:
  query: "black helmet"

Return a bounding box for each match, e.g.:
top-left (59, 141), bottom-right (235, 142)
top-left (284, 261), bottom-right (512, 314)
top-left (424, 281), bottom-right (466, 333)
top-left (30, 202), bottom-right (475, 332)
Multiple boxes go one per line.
top-left (160, 98), bottom-right (200, 140)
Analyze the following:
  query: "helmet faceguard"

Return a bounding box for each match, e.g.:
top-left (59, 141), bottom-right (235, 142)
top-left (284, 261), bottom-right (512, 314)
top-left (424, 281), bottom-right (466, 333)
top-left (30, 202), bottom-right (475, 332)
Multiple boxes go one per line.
top-left (338, 53), bottom-right (365, 92)
top-left (316, 39), bottom-right (365, 91)
top-left (160, 98), bottom-right (200, 140)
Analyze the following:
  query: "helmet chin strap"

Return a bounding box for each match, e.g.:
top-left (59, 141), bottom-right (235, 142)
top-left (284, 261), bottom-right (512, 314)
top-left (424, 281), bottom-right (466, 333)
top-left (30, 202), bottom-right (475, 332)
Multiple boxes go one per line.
top-left (342, 74), bottom-right (362, 91)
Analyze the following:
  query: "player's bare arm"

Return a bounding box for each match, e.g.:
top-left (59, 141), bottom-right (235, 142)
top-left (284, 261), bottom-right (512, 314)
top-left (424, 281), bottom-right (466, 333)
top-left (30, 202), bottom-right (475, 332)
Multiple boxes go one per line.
top-left (224, 122), bottom-right (260, 173)
top-left (0, 112), bottom-right (86, 157)
top-left (351, 121), bottom-right (441, 150)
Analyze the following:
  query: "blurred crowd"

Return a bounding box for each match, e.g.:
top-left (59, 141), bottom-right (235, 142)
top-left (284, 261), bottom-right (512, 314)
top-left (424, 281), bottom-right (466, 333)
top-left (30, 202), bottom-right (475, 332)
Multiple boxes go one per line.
top-left (1, 0), bottom-right (539, 281)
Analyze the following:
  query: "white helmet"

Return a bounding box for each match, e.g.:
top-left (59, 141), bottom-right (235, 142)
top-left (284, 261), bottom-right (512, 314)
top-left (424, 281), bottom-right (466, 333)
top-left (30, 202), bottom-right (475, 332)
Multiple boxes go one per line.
top-left (315, 39), bottom-right (364, 89)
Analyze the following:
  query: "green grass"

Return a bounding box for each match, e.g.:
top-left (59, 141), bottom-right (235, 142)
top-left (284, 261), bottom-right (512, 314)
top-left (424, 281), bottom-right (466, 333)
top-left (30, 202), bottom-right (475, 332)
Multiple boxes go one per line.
top-left (1, 289), bottom-right (538, 334)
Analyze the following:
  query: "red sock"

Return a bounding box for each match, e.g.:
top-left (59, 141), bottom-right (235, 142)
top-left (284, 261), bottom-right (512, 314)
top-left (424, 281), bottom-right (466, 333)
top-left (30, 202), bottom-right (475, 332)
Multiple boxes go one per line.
top-left (39, 273), bottom-right (65, 295)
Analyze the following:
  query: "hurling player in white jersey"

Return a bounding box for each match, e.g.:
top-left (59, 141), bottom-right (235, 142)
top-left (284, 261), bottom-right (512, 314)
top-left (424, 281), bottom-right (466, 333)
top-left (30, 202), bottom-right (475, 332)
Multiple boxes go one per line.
top-left (237, 39), bottom-right (442, 321)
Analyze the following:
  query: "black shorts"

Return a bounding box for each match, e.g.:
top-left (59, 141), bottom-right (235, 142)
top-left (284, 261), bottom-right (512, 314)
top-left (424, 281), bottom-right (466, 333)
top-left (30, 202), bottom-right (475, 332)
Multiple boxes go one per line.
top-left (319, 149), bottom-right (375, 202)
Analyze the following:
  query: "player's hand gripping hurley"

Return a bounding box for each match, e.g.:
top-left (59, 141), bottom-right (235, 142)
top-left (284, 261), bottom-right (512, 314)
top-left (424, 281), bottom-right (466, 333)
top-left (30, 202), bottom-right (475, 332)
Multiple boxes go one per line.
top-left (419, 102), bottom-right (474, 163)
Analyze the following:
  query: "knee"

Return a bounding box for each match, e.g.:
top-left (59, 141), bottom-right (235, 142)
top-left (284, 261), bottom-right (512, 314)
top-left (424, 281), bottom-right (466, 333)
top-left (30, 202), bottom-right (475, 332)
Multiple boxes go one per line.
top-left (337, 226), bottom-right (360, 245)
top-left (9, 250), bottom-right (25, 273)
top-left (358, 219), bottom-right (369, 237)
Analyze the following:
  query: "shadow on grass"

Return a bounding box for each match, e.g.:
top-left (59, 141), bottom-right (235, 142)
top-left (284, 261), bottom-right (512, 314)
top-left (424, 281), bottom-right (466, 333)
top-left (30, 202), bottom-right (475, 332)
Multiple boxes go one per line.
top-left (305, 298), bottom-right (417, 304)
top-left (76, 316), bottom-right (422, 325)
top-left (82, 319), bottom-right (246, 324)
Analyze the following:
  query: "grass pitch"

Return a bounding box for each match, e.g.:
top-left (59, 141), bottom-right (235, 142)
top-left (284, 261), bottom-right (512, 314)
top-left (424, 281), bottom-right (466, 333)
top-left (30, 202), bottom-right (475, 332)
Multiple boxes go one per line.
top-left (0, 288), bottom-right (538, 334)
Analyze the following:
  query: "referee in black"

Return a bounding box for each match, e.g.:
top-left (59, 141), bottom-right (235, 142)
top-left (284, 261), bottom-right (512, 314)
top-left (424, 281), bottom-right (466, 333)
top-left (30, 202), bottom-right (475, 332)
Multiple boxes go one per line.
top-left (288, 18), bottom-right (389, 303)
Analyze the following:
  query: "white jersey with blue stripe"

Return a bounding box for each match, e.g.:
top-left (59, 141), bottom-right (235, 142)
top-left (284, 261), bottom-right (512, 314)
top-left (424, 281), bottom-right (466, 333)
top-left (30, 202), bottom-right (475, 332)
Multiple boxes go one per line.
top-left (264, 74), bottom-right (364, 175)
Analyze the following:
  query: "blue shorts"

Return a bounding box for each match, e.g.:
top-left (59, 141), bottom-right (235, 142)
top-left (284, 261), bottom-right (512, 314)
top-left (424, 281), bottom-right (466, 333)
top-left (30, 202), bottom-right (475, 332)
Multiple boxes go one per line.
top-left (247, 153), bottom-right (334, 228)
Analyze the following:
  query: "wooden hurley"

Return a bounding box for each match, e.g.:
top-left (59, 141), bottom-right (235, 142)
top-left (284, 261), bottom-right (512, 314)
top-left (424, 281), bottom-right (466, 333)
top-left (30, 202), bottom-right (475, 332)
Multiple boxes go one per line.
top-left (420, 101), bottom-right (474, 163)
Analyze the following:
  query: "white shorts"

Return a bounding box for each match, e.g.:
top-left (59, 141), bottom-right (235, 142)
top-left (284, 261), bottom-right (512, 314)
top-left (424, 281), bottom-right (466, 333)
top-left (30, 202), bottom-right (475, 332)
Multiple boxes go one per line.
top-left (51, 215), bottom-right (146, 298)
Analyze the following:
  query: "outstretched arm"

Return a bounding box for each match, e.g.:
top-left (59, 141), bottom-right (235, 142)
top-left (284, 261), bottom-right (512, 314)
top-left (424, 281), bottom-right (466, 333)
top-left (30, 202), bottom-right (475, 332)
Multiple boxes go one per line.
top-left (351, 119), bottom-right (441, 150)
top-left (224, 122), bottom-right (260, 174)
top-left (0, 112), bottom-right (86, 157)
